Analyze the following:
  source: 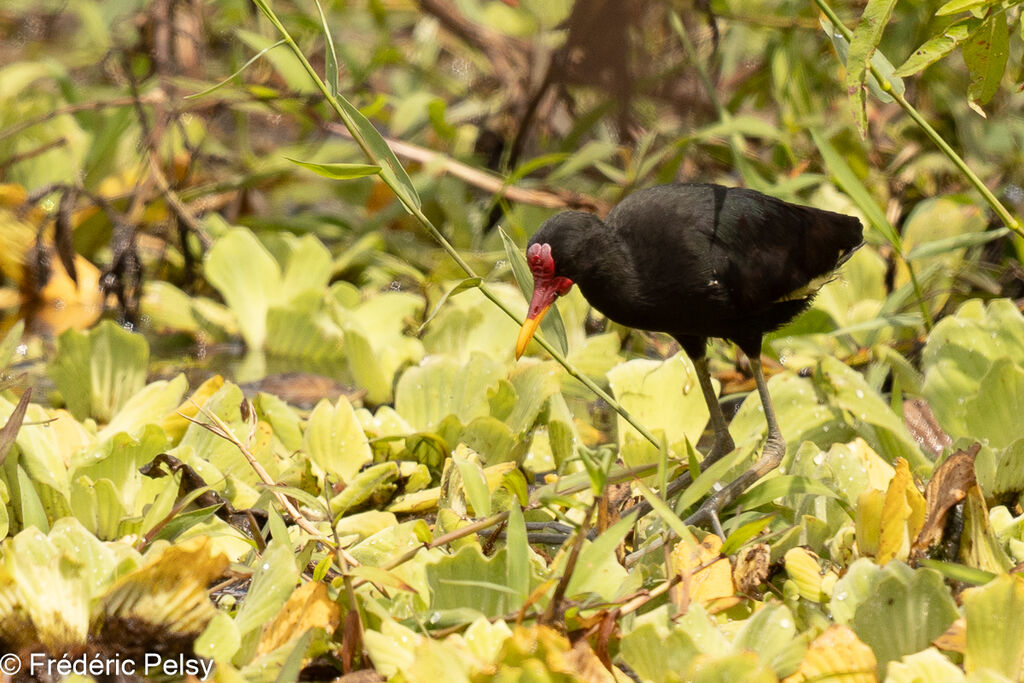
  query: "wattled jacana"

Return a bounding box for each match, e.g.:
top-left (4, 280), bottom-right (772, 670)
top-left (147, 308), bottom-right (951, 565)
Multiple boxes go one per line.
top-left (515, 183), bottom-right (862, 534)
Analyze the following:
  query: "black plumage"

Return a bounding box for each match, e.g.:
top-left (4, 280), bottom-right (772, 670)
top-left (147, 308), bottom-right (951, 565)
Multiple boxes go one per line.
top-left (515, 183), bottom-right (863, 534)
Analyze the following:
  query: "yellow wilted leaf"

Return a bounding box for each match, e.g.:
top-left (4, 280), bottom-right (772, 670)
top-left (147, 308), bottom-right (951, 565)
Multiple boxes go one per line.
top-left (876, 458), bottom-right (926, 565)
top-left (933, 617), bottom-right (966, 654)
top-left (671, 533), bottom-right (738, 611)
top-left (785, 625), bottom-right (878, 683)
top-left (784, 548), bottom-right (837, 603)
top-left (161, 375), bottom-right (225, 441)
top-left (257, 581), bottom-right (341, 655)
top-left (0, 191), bottom-right (104, 333)
top-left (855, 489), bottom-right (884, 557)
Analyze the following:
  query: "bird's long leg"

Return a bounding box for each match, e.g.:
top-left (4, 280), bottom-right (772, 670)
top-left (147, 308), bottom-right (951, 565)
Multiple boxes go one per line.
top-left (693, 355), bottom-right (735, 465)
top-left (686, 355), bottom-right (786, 538)
top-left (626, 352), bottom-right (736, 517)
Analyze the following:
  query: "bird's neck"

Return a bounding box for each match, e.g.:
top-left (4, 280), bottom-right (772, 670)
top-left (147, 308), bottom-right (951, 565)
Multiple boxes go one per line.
top-left (563, 226), bottom-right (646, 318)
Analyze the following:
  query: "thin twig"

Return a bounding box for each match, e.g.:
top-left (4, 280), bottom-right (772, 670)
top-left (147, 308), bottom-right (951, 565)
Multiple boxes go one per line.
top-left (541, 498), bottom-right (597, 625)
top-left (0, 90), bottom-right (167, 142)
top-left (326, 122), bottom-right (610, 214)
top-left (147, 150), bottom-right (213, 248)
top-left (0, 137), bottom-right (67, 170)
top-left (184, 403), bottom-right (361, 567)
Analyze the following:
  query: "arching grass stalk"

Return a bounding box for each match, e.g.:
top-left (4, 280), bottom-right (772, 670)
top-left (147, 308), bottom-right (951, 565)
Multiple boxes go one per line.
top-left (249, 0), bottom-right (661, 448)
top-left (814, 0), bottom-right (1024, 246)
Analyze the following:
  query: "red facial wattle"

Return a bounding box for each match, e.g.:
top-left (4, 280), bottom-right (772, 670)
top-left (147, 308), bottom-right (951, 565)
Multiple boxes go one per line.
top-left (515, 243), bottom-right (574, 359)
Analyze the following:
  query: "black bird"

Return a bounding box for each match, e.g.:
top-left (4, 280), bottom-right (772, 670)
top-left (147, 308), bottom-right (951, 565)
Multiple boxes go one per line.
top-left (515, 183), bottom-right (862, 534)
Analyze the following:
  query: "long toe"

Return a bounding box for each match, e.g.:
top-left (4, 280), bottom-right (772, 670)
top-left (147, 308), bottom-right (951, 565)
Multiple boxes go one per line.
top-left (684, 435), bottom-right (786, 538)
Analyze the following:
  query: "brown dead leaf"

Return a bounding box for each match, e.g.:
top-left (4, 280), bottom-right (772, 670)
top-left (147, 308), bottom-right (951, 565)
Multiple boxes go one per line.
top-left (565, 637), bottom-right (615, 683)
top-left (910, 444), bottom-right (979, 562)
top-left (734, 543), bottom-right (771, 596)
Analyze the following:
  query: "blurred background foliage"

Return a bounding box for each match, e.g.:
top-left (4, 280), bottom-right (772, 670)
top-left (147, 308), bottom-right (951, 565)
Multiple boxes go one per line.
top-left (3, 0), bottom-right (1024, 679)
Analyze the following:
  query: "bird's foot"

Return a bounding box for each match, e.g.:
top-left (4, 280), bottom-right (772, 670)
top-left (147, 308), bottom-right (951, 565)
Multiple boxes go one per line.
top-left (684, 433), bottom-right (786, 539)
top-left (685, 500), bottom-right (727, 539)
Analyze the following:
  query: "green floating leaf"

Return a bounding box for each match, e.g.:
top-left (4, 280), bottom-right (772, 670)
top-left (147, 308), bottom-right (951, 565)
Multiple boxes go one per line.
top-left (141, 281), bottom-right (200, 333)
top-left (280, 233), bottom-right (333, 302)
top-left (205, 227), bottom-right (282, 350)
top-left (606, 353), bottom-right (711, 468)
top-left (975, 438), bottom-right (1024, 501)
top-left (733, 604), bottom-right (806, 678)
top-left (504, 362), bottom-right (561, 434)
top-left (74, 425), bottom-right (170, 516)
top-left (285, 157), bottom-right (381, 180)
top-left (963, 574), bottom-right (1024, 680)
top-left (232, 539), bottom-right (301, 641)
top-left (427, 545), bottom-right (533, 619)
top-left (422, 282), bottom-right (527, 363)
top-left (395, 353), bottom-right (503, 432)
top-left (337, 291), bottom-right (426, 405)
top-left (304, 396), bottom-right (373, 485)
top-left (329, 462), bottom-right (399, 517)
top-left (98, 374), bottom-right (187, 442)
top-left (619, 618), bottom-right (701, 682)
top-left (452, 448), bottom-right (491, 518)
top-left (850, 562), bottom-right (959, 677)
top-left (49, 320), bottom-right (149, 423)
top-left (265, 305), bottom-right (345, 361)
top-left (922, 299), bottom-right (1024, 440)
top-left (964, 359), bottom-right (1024, 448)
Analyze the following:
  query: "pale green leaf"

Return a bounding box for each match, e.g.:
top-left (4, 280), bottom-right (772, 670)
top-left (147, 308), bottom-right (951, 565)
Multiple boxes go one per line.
top-left (285, 157), bottom-right (381, 180)
top-left (894, 21), bottom-right (975, 77)
top-left (303, 396), bottom-right (373, 484)
top-left (205, 227), bottom-right (282, 350)
top-left (963, 575), bottom-right (1024, 680)
top-left (964, 11), bottom-right (1009, 110)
